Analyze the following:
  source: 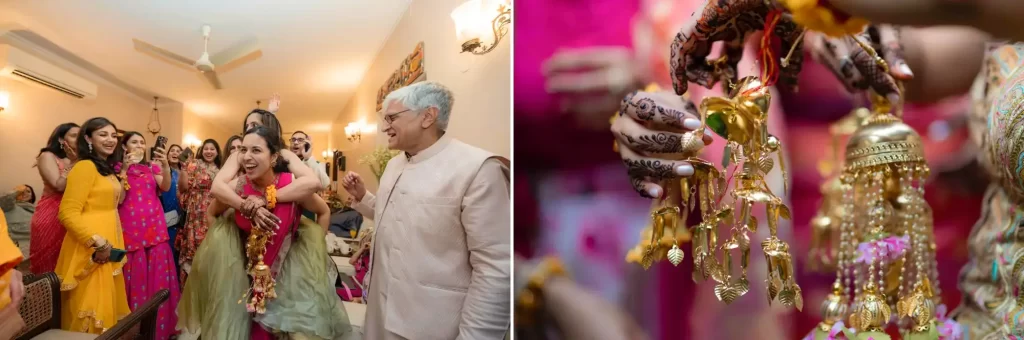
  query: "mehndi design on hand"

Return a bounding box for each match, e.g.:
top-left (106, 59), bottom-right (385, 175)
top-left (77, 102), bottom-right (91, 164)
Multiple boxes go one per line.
top-left (807, 25), bottom-right (912, 104)
top-left (669, 0), bottom-right (804, 95)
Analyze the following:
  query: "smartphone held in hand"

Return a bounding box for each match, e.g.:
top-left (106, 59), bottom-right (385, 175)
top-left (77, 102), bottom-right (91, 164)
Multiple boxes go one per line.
top-left (151, 135), bottom-right (167, 160)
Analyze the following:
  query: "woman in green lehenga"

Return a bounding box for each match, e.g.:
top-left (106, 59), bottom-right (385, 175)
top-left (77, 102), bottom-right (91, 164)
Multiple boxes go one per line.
top-left (177, 109), bottom-right (353, 339)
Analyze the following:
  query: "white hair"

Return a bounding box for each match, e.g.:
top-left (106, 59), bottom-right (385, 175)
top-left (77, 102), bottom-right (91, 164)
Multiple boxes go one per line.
top-left (382, 81), bottom-right (454, 131)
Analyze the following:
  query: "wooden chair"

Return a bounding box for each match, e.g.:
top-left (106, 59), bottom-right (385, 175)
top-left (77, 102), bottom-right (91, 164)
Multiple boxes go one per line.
top-left (15, 272), bottom-right (170, 340)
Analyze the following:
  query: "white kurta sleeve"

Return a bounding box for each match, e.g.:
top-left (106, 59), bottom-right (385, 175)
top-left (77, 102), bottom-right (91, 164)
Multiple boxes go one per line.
top-left (457, 158), bottom-right (511, 339)
top-left (351, 190), bottom-right (376, 221)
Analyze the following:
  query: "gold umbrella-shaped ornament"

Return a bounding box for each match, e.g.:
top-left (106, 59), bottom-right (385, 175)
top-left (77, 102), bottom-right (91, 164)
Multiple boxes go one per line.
top-left (810, 93), bottom-right (940, 340)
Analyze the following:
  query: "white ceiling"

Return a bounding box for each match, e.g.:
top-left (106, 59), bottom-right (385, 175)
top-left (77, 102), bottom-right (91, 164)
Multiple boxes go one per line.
top-left (0, 0), bottom-right (412, 132)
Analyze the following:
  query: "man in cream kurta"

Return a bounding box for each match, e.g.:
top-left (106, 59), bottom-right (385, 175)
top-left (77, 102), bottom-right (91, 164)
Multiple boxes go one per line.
top-left (343, 82), bottom-right (510, 340)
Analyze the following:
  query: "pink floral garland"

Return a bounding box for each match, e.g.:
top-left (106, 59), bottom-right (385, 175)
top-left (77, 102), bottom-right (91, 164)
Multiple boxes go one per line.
top-left (855, 235), bottom-right (910, 264)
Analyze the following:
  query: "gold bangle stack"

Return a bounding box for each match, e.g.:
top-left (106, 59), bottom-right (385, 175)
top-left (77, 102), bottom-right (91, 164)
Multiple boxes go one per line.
top-left (515, 256), bottom-right (568, 327)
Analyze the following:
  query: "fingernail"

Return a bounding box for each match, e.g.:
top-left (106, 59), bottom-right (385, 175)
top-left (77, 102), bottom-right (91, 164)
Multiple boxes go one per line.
top-left (675, 164), bottom-right (695, 176)
top-left (683, 118), bottom-right (701, 130)
top-left (647, 187), bottom-right (662, 198)
top-left (886, 94), bottom-right (901, 106)
top-left (898, 63), bottom-right (914, 77)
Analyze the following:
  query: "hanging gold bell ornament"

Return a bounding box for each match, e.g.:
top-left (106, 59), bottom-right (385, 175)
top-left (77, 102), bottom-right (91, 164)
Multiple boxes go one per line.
top-left (808, 108), bottom-right (872, 273)
top-left (809, 93), bottom-right (941, 340)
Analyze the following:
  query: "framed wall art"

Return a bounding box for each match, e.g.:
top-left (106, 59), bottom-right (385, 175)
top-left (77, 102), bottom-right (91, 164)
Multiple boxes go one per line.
top-left (376, 42), bottom-right (426, 112)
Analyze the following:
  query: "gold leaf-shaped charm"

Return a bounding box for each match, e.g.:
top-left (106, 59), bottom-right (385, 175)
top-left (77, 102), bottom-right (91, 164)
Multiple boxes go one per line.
top-left (680, 132), bottom-right (704, 155)
top-left (896, 298), bottom-right (909, 318)
top-left (667, 244), bottom-right (685, 266)
top-left (758, 156), bottom-right (774, 174)
top-left (778, 286), bottom-right (797, 308)
top-left (706, 259), bottom-right (725, 282)
top-left (640, 247), bottom-right (655, 270)
top-left (767, 280), bottom-right (779, 304)
top-left (779, 204), bottom-right (792, 220)
top-left (792, 285), bottom-right (804, 311)
top-left (714, 282), bottom-right (743, 304)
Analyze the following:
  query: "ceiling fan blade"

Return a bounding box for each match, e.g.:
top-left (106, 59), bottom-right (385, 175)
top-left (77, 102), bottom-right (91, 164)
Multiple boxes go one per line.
top-left (202, 71), bottom-right (223, 89)
top-left (132, 38), bottom-right (195, 68)
top-left (211, 37), bottom-right (262, 74)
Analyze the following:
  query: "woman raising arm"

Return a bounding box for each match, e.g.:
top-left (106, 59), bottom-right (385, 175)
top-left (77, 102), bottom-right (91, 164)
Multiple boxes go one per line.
top-left (210, 109), bottom-right (320, 215)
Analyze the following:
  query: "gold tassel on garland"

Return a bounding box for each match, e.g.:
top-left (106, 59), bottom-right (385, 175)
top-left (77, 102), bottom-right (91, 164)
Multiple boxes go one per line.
top-left (624, 75), bottom-right (802, 310)
top-left (623, 9), bottom-right (803, 311)
top-left (241, 183), bottom-right (279, 314)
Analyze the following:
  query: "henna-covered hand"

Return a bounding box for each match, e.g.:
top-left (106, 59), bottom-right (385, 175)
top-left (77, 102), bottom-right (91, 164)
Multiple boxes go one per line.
top-left (806, 25), bottom-right (912, 103)
top-left (612, 91), bottom-right (713, 198)
top-left (670, 0), bottom-right (804, 95)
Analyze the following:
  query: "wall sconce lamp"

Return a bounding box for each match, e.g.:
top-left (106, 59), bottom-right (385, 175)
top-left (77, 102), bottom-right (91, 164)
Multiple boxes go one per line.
top-left (344, 120), bottom-right (375, 143)
top-left (184, 134), bottom-right (201, 152)
top-left (451, 0), bottom-right (511, 55)
top-left (0, 91), bottom-right (9, 112)
top-left (321, 149), bottom-right (337, 161)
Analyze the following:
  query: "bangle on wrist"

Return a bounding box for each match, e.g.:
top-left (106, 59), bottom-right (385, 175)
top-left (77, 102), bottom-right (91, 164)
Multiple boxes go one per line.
top-left (91, 236), bottom-right (110, 250)
top-left (515, 256), bottom-right (568, 327)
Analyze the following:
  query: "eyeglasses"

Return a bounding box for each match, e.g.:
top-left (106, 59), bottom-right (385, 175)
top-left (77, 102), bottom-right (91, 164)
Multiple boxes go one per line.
top-left (383, 109), bottom-right (412, 124)
top-left (289, 137), bottom-right (308, 143)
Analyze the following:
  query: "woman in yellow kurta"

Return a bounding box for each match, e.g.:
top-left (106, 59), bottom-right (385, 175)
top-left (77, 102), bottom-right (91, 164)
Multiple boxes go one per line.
top-left (56, 117), bottom-right (130, 333)
top-left (0, 209), bottom-right (27, 338)
top-left (0, 209), bottom-right (24, 311)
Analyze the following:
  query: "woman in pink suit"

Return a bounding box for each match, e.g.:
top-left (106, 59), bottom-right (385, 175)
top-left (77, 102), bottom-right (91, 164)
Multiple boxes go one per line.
top-left (113, 131), bottom-right (179, 339)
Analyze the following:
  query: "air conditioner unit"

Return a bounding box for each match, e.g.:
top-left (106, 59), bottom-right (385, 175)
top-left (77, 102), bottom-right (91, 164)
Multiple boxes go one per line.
top-left (0, 44), bottom-right (98, 99)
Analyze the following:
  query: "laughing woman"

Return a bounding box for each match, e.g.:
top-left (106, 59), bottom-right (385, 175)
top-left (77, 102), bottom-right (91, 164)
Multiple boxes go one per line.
top-left (162, 144), bottom-right (184, 276)
top-left (176, 139), bottom-right (221, 282)
top-left (56, 117), bottom-right (130, 333)
top-left (224, 135), bottom-right (242, 157)
top-left (177, 125), bottom-right (351, 339)
top-left (209, 109), bottom-right (322, 232)
top-left (29, 122), bottom-right (78, 274)
top-left (112, 131), bottom-right (180, 339)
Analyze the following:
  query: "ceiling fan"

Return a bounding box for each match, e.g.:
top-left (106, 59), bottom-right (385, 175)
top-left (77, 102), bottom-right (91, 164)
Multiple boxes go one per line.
top-left (132, 25), bottom-right (262, 90)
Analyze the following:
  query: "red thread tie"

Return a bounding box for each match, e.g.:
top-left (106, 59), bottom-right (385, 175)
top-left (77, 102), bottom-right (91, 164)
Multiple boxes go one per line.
top-left (748, 9), bottom-right (784, 95)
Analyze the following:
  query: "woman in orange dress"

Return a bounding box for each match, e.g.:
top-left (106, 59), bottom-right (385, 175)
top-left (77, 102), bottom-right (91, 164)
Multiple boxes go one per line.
top-left (29, 122), bottom-right (79, 274)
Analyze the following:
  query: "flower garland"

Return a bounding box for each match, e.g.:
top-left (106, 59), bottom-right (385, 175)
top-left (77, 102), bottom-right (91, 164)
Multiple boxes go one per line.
top-left (778, 0), bottom-right (869, 37)
top-left (854, 235), bottom-right (909, 264)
